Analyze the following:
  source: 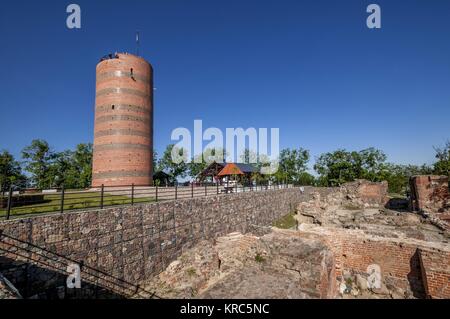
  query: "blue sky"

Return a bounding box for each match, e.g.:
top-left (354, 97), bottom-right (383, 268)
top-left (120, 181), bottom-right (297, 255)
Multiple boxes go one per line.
top-left (0, 0), bottom-right (449, 170)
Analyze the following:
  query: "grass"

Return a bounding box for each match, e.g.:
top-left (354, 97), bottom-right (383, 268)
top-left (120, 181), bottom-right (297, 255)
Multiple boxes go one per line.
top-left (388, 193), bottom-right (407, 199)
top-left (272, 212), bottom-right (297, 229)
top-left (341, 204), bottom-right (362, 211)
top-left (186, 267), bottom-right (197, 277)
top-left (0, 191), bottom-right (155, 219)
top-left (255, 253), bottom-right (265, 263)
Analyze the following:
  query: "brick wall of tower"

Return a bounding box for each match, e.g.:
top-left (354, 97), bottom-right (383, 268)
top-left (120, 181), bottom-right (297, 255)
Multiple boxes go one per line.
top-left (92, 53), bottom-right (153, 187)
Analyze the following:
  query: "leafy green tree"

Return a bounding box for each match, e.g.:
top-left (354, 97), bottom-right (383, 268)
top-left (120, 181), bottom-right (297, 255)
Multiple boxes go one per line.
top-left (60, 143), bottom-right (93, 189)
top-left (239, 149), bottom-right (258, 164)
top-left (433, 141), bottom-right (450, 177)
top-left (158, 144), bottom-right (189, 183)
top-left (378, 163), bottom-right (432, 195)
top-left (188, 154), bottom-right (208, 180)
top-left (0, 150), bottom-right (26, 192)
top-left (238, 148), bottom-right (274, 182)
top-left (153, 150), bottom-right (159, 172)
top-left (297, 172), bottom-right (316, 186)
top-left (314, 149), bottom-right (355, 186)
top-left (72, 143), bottom-right (93, 188)
top-left (21, 140), bottom-right (93, 189)
top-left (277, 148), bottom-right (310, 184)
top-left (51, 150), bottom-right (74, 188)
top-left (359, 148), bottom-right (387, 181)
top-left (188, 148), bottom-right (227, 179)
top-left (22, 139), bottom-right (56, 189)
top-left (314, 148), bottom-right (387, 186)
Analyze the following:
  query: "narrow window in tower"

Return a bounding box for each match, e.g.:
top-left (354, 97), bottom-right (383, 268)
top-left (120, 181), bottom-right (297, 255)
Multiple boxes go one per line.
top-left (130, 68), bottom-right (136, 81)
top-left (112, 105), bottom-right (115, 110)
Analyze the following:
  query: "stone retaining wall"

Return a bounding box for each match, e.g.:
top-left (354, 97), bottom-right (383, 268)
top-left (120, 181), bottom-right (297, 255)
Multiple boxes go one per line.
top-left (0, 187), bottom-right (311, 298)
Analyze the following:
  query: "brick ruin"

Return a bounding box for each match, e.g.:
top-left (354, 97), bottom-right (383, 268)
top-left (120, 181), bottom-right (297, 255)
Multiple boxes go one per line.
top-left (140, 231), bottom-right (336, 299)
top-left (410, 175), bottom-right (450, 226)
top-left (293, 178), bottom-right (449, 299)
top-left (0, 179), bottom-right (449, 299)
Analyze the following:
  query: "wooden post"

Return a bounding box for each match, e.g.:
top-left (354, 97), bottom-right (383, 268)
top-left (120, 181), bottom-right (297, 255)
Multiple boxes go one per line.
top-left (6, 186), bottom-right (13, 220)
top-left (60, 185), bottom-right (65, 214)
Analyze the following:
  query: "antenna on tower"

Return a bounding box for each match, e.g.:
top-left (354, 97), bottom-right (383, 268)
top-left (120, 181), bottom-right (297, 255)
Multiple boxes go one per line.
top-left (136, 31), bottom-right (140, 56)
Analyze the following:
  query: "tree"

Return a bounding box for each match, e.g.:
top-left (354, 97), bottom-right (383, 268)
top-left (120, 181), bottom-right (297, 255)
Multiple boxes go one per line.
top-left (378, 163), bottom-right (432, 195)
top-left (314, 149), bottom-right (355, 186)
top-left (158, 144), bottom-right (189, 183)
top-left (433, 141), bottom-right (450, 177)
top-left (277, 148), bottom-right (310, 184)
top-left (359, 148), bottom-right (387, 181)
top-left (297, 172), bottom-right (316, 186)
top-left (314, 148), bottom-right (387, 186)
top-left (61, 143), bottom-right (93, 189)
top-left (239, 149), bottom-right (258, 164)
top-left (238, 148), bottom-right (272, 179)
top-left (188, 154), bottom-right (208, 180)
top-left (22, 139), bottom-right (56, 189)
top-left (71, 143), bottom-right (93, 188)
top-left (51, 150), bottom-right (74, 188)
top-left (22, 142), bottom-right (94, 189)
top-left (0, 150), bottom-right (26, 192)
top-left (153, 150), bottom-right (159, 172)
top-left (188, 148), bottom-right (227, 179)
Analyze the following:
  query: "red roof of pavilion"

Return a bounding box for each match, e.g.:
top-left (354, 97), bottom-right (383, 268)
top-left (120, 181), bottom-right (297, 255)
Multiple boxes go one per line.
top-left (217, 163), bottom-right (244, 176)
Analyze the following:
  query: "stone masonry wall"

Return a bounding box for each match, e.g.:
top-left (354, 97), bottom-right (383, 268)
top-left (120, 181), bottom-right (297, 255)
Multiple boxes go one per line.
top-left (0, 187), bottom-right (311, 298)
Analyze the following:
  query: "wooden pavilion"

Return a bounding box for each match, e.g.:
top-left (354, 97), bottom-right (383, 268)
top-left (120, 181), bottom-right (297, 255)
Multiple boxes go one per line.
top-left (196, 162), bottom-right (227, 183)
top-left (217, 163), bottom-right (258, 185)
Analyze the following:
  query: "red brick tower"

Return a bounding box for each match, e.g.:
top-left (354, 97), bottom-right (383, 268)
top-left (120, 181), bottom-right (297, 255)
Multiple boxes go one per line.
top-left (92, 53), bottom-right (153, 187)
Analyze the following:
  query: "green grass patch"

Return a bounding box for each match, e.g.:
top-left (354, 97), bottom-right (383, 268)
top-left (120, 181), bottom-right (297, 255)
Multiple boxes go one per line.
top-left (255, 253), bottom-right (265, 263)
top-left (341, 204), bottom-right (362, 211)
top-left (388, 193), bottom-right (407, 199)
top-left (186, 267), bottom-right (197, 277)
top-left (272, 212), bottom-right (297, 229)
top-left (0, 192), bottom-right (155, 219)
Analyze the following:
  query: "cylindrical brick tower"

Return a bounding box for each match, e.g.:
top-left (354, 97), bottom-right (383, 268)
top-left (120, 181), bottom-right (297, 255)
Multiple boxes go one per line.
top-left (92, 53), bottom-right (153, 187)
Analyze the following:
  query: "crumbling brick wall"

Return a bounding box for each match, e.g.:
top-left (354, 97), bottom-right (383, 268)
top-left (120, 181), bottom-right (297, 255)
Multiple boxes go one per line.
top-left (320, 231), bottom-right (424, 295)
top-left (410, 175), bottom-right (449, 214)
top-left (341, 180), bottom-right (389, 208)
top-left (301, 227), bottom-right (450, 299)
top-left (419, 248), bottom-right (450, 299)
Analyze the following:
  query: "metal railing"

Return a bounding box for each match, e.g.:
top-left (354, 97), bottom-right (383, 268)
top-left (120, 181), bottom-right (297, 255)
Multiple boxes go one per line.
top-left (0, 181), bottom-right (292, 220)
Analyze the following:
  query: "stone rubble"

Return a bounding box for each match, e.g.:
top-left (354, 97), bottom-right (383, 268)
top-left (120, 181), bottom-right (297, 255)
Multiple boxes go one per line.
top-left (137, 230), bottom-right (335, 299)
top-left (296, 181), bottom-right (449, 242)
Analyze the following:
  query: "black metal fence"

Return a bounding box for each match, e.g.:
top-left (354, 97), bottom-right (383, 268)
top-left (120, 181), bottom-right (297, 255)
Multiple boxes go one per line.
top-left (0, 181), bottom-right (292, 220)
